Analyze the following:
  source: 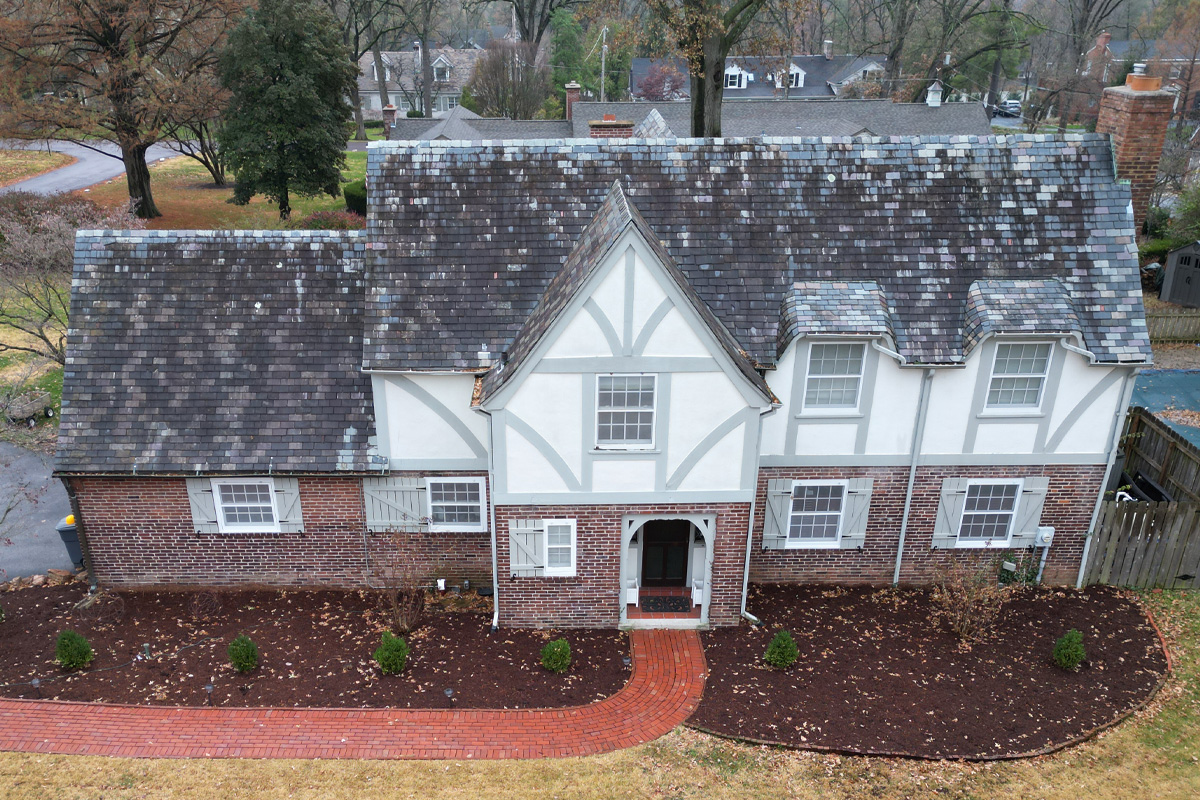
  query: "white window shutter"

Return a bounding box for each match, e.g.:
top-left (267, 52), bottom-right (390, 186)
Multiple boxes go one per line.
top-left (931, 478), bottom-right (970, 549)
top-left (363, 476), bottom-right (427, 532)
top-left (273, 478), bottom-right (304, 533)
top-left (186, 478), bottom-right (219, 534)
top-left (839, 478), bottom-right (873, 550)
top-left (1011, 477), bottom-right (1049, 548)
top-left (762, 479), bottom-right (792, 549)
top-left (509, 519), bottom-right (545, 577)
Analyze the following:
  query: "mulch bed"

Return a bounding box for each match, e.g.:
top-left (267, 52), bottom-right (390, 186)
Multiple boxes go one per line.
top-left (0, 584), bottom-right (628, 709)
top-left (691, 584), bottom-right (1168, 760)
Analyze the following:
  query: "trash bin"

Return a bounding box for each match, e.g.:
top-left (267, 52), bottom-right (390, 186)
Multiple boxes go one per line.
top-left (56, 514), bottom-right (84, 571)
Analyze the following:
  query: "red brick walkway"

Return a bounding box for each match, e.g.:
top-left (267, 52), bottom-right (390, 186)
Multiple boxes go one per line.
top-left (0, 629), bottom-right (704, 760)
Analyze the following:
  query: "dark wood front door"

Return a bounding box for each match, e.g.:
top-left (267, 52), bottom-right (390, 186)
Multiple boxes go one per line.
top-left (640, 520), bottom-right (691, 587)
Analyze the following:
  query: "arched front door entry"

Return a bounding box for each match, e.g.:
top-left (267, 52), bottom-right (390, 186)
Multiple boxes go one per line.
top-left (621, 513), bottom-right (715, 627)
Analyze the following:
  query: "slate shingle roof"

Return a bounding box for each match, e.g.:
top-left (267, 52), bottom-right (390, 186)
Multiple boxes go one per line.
top-left (57, 231), bottom-right (374, 475)
top-left (364, 135), bottom-right (1151, 372)
top-left (388, 111), bottom-right (572, 141)
top-left (963, 279), bottom-right (1083, 354)
top-left (569, 99), bottom-right (992, 137)
top-left (778, 281), bottom-right (894, 355)
top-left (479, 182), bottom-right (775, 404)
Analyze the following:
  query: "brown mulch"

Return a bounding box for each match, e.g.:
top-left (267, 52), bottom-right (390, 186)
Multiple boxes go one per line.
top-left (0, 585), bottom-right (628, 709)
top-left (691, 584), bottom-right (1168, 760)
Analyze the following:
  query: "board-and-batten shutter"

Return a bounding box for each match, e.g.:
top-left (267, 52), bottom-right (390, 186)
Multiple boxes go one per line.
top-left (185, 478), bottom-right (219, 534)
top-left (839, 478), bottom-right (873, 550)
top-left (509, 519), bottom-right (545, 577)
top-left (931, 478), bottom-right (971, 549)
top-left (362, 476), bottom-right (428, 532)
top-left (762, 479), bottom-right (792, 549)
top-left (1010, 477), bottom-right (1050, 548)
top-left (272, 477), bottom-right (304, 533)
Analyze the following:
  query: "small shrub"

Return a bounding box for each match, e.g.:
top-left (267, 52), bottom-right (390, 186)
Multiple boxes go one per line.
top-left (1052, 629), bottom-right (1086, 670)
top-left (373, 631), bottom-right (410, 675)
top-left (997, 549), bottom-right (1040, 586)
top-left (930, 557), bottom-right (1011, 644)
top-left (364, 119), bottom-right (385, 131)
top-left (0, 603), bottom-right (5, 624)
top-left (227, 634), bottom-right (259, 673)
top-left (763, 629), bottom-right (798, 669)
top-left (540, 639), bottom-right (571, 673)
top-left (1144, 206), bottom-right (1171, 239)
top-left (55, 630), bottom-right (94, 670)
top-left (406, 109), bottom-right (425, 118)
top-left (290, 210), bottom-right (365, 230)
top-left (1139, 237), bottom-right (1188, 265)
top-left (343, 180), bottom-right (367, 216)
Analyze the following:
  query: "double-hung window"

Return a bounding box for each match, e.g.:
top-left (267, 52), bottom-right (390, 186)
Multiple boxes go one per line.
top-left (957, 481), bottom-right (1020, 546)
top-left (725, 71), bottom-right (742, 89)
top-left (211, 478), bottom-right (279, 533)
top-left (787, 481), bottom-right (847, 547)
top-left (434, 65), bottom-right (450, 82)
top-left (544, 519), bottom-right (577, 576)
top-left (805, 342), bottom-right (866, 410)
top-left (987, 342), bottom-right (1051, 409)
top-left (789, 70), bottom-right (802, 88)
top-left (426, 477), bottom-right (487, 532)
top-left (597, 374), bottom-right (656, 448)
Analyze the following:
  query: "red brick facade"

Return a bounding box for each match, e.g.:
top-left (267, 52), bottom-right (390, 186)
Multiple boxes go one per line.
top-left (67, 473), bottom-right (492, 590)
top-left (1096, 81), bottom-right (1174, 234)
top-left (751, 464), bottom-right (1106, 587)
top-left (494, 503), bottom-right (750, 628)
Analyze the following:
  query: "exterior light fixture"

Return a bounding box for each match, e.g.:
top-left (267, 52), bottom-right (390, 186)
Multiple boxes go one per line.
top-left (205, 682), bottom-right (214, 706)
top-left (31, 678), bottom-right (41, 698)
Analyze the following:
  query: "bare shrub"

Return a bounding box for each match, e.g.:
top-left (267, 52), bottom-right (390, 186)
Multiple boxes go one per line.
top-left (73, 590), bottom-right (125, 628)
top-left (187, 590), bottom-right (222, 620)
top-left (930, 556), bottom-right (1011, 644)
top-left (375, 528), bottom-right (426, 634)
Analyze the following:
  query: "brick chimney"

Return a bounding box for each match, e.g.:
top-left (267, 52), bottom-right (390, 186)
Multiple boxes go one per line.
top-left (822, 40), bottom-right (833, 60)
top-left (1096, 31), bottom-right (1112, 51)
top-left (1096, 63), bottom-right (1174, 235)
top-left (565, 81), bottom-right (581, 121)
top-left (589, 113), bottom-right (634, 138)
top-left (382, 105), bottom-right (397, 138)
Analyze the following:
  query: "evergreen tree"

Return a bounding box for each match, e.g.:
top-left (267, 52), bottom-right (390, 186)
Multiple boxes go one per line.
top-left (218, 0), bottom-right (358, 220)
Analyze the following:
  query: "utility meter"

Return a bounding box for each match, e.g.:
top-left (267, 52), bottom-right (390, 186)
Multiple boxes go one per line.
top-left (1035, 526), bottom-right (1055, 547)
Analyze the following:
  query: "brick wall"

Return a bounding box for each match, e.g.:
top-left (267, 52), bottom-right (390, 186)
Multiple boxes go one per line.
top-left (1096, 83), bottom-right (1174, 234)
top-left (750, 463), bottom-right (1106, 586)
top-left (68, 472), bottom-right (492, 590)
top-left (494, 502), bottom-right (750, 628)
top-left (588, 121), bottom-right (634, 137)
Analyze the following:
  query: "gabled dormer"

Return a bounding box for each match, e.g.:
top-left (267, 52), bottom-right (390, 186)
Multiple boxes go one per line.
top-left (478, 182), bottom-right (775, 503)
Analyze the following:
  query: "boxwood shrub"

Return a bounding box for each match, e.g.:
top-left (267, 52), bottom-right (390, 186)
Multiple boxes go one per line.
top-left (55, 630), bottom-right (94, 670)
top-left (540, 639), bottom-right (571, 673)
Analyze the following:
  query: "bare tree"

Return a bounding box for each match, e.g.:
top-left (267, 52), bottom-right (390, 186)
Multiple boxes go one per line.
top-left (466, 41), bottom-right (551, 118)
top-left (494, 0), bottom-right (592, 47)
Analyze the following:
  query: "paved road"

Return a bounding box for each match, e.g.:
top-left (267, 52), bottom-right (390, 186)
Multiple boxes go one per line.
top-left (0, 442), bottom-right (73, 580)
top-left (1, 140), bottom-right (180, 195)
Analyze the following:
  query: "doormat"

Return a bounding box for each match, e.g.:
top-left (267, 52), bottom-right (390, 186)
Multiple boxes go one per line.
top-left (640, 595), bottom-right (692, 614)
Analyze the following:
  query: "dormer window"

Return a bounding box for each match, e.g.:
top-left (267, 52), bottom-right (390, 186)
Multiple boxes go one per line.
top-left (789, 71), bottom-right (802, 88)
top-left (986, 342), bottom-right (1051, 408)
top-left (724, 70), bottom-right (743, 89)
top-left (434, 64), bottom-right (450, 82)
top-left (597, 374), bottom-right (656, 448)
top-left (804, 342), bottom-right (866, 410)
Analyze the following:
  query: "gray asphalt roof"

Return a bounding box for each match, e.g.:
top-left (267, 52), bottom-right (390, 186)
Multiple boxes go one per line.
top-left (363, 135), bottom-right (1150, 374)
top-left (630, 56), bottom-right (887, 99)
top-left (57, 231), bottom-right (375, 475)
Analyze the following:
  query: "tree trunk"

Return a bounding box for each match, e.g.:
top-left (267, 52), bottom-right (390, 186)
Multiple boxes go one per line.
top-left (351, 83), bottom-right (367, 140)
top-left (122, 141), bottom-right (161, 219)
top-left (278, 184), bottom-right (290, 221)
top-left (421, 35), bottom-right (434, 117)
top-left (702, 34), bottom-right (725, 137)
top-left (372, 43), bottom-right (390, 108)
top-left (985, 52), bottom-right (1003, 119)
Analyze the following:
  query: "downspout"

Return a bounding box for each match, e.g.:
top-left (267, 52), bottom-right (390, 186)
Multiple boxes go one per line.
top-left (893, 369), bottom-right (934, 586)
top-left (741, 404), bottom-right (779, 625)
top-left (479, 407), bottom-right (501, 631)
top-left (58, 477), bottom-right (98, 594)
top-left (1076, 370), bottom-right (1136, 588)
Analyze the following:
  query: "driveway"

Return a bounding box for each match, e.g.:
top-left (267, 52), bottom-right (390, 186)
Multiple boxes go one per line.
top-left (0, 140), bottom-right (179, 195)
top-left (0, 442), bottom-right (73, 580)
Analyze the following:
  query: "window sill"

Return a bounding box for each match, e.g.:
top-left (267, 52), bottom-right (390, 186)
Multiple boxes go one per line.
top-left (428, 527), bottom-right (489, 534)
top-left (216, 529), bottom-right (282, 535)
top-left (784, 541), bottom-right (842, 550)
top-left (795, 411), bottom-right (864, 420)
top-left (952, 540), bottom-right (1011, 549)
top-left (592, 448), bottom-right (660, 455)
top-left (976, 409), bottom-right (1044, 419)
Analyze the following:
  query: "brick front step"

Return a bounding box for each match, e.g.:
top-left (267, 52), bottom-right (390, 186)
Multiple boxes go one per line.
top-left (0, 630), bottom-right (704, 760)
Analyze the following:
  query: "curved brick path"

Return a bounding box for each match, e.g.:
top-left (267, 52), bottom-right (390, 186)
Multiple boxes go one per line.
top-left (0, 629), bottom-right (704, 760)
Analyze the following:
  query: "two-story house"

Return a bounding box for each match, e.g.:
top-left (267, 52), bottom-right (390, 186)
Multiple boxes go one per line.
top-left (56, 127), bottom-right (1153, 630)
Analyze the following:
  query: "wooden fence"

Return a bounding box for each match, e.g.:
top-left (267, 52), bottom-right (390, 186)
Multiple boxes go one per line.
top-left (1083, 501), bottom-right (1200, 589)
top-left (1147, 311), bottom-right (1200, 342)
top-left (1122, 407), bottom-right (1200, 503)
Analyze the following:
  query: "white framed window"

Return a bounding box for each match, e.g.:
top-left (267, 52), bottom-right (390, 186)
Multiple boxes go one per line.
top-left (956, 480), bottom-right (1021, 547)
top-left (434, 65), bottom-right (450, 82)
top-left (544, 519), bottom-right (577, 576)
top-left (787, 480), bottom-right (847, 548)
top-left (805, 342), bottom-right (866, 409)
top-left (724, 70), bottom-right (742, 89)
top-left (446, 94), bottom-right (458, 109)
top-left (425, 476), bottom-right (487, 532)
top-left (789, 70), bottom-right (802, 88)
top-left (987, 342), bottom-right (1051, 408)
top-left (211, 478), bottom-right (279, 533)
top-left (597, 374), bottom-right (656, 448)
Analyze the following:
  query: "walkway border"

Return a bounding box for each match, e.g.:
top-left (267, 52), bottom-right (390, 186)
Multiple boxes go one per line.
top-left (0, 629), bottom-right (705, 760)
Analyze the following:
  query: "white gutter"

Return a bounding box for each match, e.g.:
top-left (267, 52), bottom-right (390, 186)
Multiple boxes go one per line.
top-left (475, 406), bottom-right (501, 630)
top-left (871, 339), bottom-right (907, 366)
top-left (740, 405), bottom-right (776, 626)
top-left (1076, 370), bottom-right (1137, 588)
top-left (893, 369), bottom-right (934, 585)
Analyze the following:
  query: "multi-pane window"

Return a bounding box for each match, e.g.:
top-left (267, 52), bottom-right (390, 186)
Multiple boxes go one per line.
top-left (434, 65), bottom-right (450, 81)
top-left (957, 482), bottom-right (1019, 544)
top-left (544, 519), bottom-right (577, 576)
top-left (787, 482), bottom-right (847, 546)
top-left (805, 342), bottom-right (866, 409)
top-left (597, 374), bottom-right (656, 447)
top-left (789, 70), bottom-right (802, 88)
top-left (724, 71), bottom-right (742, 89)
top-left (987, 342), bottom-right (1051, 408)
top-left (426, 477), bottom-right (486, 532)
top-left (212, 479), bottom-right (278, 533)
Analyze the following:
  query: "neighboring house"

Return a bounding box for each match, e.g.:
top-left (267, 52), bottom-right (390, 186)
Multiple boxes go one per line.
top-left (58, 126), bottom-right (1155, 629)
top-left (1161, 242), bottom-right (1200, 307)
top-left (386, 96), bottom-right (991, 142)
top-left (631, 47), bottom-right (886, 101)
top-left (358, 48), bottom-right (482, 116)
